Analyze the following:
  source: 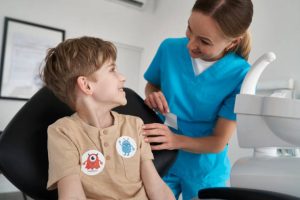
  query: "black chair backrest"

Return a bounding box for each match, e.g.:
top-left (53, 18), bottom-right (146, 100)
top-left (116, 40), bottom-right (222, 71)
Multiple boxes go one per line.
top-left (0, 87), bottom-right (177, 200)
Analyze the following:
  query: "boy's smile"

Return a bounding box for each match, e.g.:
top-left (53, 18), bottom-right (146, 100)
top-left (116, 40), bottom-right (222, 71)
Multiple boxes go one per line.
top-left (88, 59), bottom-right (127, 108)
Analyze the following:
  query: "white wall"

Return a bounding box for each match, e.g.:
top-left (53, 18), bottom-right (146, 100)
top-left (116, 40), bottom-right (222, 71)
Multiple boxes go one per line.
top-left (251, 0), bottom-right (300, 98)
top-left (137, 0), bottom-right (195, 96)
top-left (0, 0), bottom-right (300, 170)
top-left (0, 0), bottom-right (156, 130)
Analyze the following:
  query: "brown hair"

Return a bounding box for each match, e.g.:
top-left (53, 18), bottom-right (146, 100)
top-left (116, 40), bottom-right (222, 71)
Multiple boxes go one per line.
top-left (41, 36), bottom-right (117, 109)
top-left (192, 0), bottom-right (253, 60)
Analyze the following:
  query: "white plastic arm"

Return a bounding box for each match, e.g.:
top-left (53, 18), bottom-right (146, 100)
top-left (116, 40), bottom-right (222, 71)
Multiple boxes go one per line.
top-left (240, 52), bottom-right (276, 95)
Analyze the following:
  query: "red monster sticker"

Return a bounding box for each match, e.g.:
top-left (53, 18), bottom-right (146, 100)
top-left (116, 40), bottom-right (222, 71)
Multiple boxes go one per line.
top-left (81, 150), bottom-right (105, 175)
top-left (83, 153), bottom-right (102, 170)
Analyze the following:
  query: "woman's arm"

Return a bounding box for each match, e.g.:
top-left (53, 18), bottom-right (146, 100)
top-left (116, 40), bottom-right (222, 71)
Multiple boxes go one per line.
top-left (141, 160), bottom-right (175, 200)
top-left (145, 82), bottom-right (160, 97)
top-left (143, 117), bottom-right (236, 153)
top-left (57, 174), bottom-right (86, 200)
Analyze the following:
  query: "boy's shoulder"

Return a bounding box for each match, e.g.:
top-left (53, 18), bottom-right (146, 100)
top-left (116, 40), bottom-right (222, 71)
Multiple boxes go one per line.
top-left (48, 114), bottom-right (78, 130)
top-left (112, 111), bottom-right (144, 126)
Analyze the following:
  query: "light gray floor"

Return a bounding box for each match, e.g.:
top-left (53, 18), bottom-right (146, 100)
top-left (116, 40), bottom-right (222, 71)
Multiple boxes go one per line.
top-left (0, 174), bottom-right (19, 193)
top-left (0, 192), bottom-right (33, 200)
top-left (0, 192), bottom-right (26, 200)
top-left (0, 174), bottom-right (32, 200)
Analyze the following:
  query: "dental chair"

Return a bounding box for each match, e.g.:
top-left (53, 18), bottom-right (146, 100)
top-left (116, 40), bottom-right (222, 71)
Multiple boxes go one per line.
top-left (198, 53), bottom-right (300, 200)
top-left (198, 187), bottom-right (300, 200)
top-left (0, 87), bottom-right (177, 200)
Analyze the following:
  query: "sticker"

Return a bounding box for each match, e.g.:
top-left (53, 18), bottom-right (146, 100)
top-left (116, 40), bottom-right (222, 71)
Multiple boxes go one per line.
top-left (164, 112), bottom-right (178, 130)
top-left (116, 136), bottom-right (137, 158)
top-left (81, 150), bottom-right (105, 175)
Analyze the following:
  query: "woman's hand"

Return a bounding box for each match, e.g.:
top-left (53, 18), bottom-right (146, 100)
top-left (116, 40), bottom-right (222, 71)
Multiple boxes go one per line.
top-left (145, 91), bottom-right (169, 114)
top-left (142, 123), bottom-right (180, 150)
top-left (144, 83), bottom-right (169, 114)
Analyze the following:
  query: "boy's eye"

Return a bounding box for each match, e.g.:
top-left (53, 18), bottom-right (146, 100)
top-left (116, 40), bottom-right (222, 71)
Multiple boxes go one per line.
top-left (110, 67), bottom-right (117, 72)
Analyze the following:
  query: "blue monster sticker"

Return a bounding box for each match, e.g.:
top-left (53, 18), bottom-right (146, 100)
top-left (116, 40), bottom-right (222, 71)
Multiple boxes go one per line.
top-left (116, 136), bottom-right (137, 158)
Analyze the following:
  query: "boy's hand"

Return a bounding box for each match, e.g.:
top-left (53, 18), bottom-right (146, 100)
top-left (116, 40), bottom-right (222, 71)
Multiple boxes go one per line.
top-left (144, 91), bottom-right (169, 114)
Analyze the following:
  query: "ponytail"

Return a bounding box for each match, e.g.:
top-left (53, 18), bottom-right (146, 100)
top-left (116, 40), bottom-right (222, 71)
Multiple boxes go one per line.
top-left (235, 30), bottom-right (252, 60)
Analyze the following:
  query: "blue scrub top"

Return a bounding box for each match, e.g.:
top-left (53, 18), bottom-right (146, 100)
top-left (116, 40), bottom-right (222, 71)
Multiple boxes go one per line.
top-left (144, 38), bottom-right (250, 183)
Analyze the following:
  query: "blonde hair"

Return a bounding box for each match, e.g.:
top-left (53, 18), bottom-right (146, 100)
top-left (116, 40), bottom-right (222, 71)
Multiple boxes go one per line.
top-left (236, 30), bottom-right (251, 60)
top-left (41, 36), bottom-right (117, 109)
top-left (192, 0), bottom-right (253, 60)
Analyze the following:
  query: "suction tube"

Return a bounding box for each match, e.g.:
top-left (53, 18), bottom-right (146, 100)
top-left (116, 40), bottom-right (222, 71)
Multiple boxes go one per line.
top-left (240, 52), bottom-right (276, 95)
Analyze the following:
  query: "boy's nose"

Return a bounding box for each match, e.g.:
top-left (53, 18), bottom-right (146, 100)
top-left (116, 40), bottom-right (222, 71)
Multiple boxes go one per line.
top-left (119, 72), bottom-right (126, 82)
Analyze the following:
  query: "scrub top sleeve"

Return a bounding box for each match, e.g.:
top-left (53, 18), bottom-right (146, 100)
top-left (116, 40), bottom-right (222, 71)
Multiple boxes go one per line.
top-left (47, 124), bottom-right (80, 190)
top-left (218, 83), bottom-right (242, 121)
top-left (218, 61), bottom-right (249, 121)
top-left (144, 40), bottom-right (167, 86)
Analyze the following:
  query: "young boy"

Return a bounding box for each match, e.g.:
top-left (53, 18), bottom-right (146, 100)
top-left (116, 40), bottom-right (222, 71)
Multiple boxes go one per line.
top-left (42, 36), bottom-right (175, 200)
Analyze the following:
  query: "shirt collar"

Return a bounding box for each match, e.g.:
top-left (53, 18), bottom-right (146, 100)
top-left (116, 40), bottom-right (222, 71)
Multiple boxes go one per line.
top-left (71, 111), bottom-right (119, 140)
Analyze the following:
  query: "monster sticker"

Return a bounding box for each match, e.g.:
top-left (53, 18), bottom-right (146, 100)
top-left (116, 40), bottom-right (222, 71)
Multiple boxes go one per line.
top-left (81, 150), bottom-right (105, 175)
top-left (116, 136), bottom-right (137, 158)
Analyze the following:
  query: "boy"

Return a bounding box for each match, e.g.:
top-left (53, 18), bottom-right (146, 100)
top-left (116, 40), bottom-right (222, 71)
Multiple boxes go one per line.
top-left (42, 36), bottom-right (175, 200)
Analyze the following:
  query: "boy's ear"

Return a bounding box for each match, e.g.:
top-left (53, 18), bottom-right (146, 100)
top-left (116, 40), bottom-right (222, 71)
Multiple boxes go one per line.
top-left (77, 76), bottom-right (93, 95)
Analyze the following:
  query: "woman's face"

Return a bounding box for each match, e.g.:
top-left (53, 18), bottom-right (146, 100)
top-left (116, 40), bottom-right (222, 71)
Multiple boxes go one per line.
top-left (186, 11), bottom-right (235, 61)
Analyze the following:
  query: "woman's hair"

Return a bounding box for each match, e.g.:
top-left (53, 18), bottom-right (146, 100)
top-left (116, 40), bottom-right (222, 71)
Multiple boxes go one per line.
top-left (41, 36), bottom-right (117, 109)
top-left (192, 0), bottom-right (253, 60)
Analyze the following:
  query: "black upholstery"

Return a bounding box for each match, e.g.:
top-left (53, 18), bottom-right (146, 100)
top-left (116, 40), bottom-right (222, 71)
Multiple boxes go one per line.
top-left (198, 187), bottom-right (300, 200)
top-left (0, 87), bottom-right (177, 200)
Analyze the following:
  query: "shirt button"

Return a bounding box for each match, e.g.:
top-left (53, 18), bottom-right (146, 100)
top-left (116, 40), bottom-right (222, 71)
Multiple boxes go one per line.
top-left (106, 155), bottom-right (111, 160)
top-left (104, 142), bottom-right (109, 147)
top-left (103, 131), bottom-right (108, 135)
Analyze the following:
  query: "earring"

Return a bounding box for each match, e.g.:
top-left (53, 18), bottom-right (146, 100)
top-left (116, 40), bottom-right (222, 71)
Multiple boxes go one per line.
top-left (225, 47), bottom-right (231, 53)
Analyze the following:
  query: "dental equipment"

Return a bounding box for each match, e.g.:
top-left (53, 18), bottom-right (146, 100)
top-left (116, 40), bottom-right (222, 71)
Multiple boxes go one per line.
top-left (231, 52), bottom-right (300, 197)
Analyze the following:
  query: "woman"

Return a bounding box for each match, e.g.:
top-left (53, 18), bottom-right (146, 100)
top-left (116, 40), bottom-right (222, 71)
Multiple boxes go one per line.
top-left (142, 0), bottom-right (253, 199)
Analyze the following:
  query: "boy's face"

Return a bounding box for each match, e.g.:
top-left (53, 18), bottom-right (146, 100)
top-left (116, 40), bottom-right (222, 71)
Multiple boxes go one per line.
top-left (88, 59), bottom-right (127, 107)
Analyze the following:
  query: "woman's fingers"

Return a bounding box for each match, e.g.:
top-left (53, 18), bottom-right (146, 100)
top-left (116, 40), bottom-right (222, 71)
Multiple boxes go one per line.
top-left (148, 94), bottom-right (158, 109)
top-left (145, 136), bottom-right (166, 143)
top-left (143, 128), bottom-right (163, 137)
top-left (151, 143), bottom-right (168, 151)
top-left (158, 92), bottom-right (169, 113)
top-left (143, 123), bottom-right (168, 134)
top-left (143, 123), bottom-right (161, 129)
top-left (153, 92), bottom-right (164, 113)
top-left (143, 123), bottom-right (177, 150)
top-left (144, 91), bottom-right (169, 114)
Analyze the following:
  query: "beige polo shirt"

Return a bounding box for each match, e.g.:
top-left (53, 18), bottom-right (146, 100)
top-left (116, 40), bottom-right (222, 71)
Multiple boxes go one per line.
top-left (47, 111), bottom-right (154, 200)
